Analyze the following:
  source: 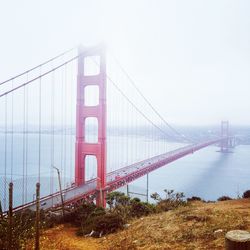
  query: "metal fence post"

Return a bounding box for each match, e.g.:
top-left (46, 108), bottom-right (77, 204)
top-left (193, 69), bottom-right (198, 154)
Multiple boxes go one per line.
top-left (225, 230), bottom-right (250, 249)
top-left (8, 182), bottom-right (13, 250)
top-left (35, 183), bottom-right (40, 250)
top-left (0, 200), bottom-right (3, 219)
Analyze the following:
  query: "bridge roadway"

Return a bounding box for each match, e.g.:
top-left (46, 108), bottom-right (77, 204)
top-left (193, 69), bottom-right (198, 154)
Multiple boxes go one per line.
top-left (12, 137), bottom-right (228, 213)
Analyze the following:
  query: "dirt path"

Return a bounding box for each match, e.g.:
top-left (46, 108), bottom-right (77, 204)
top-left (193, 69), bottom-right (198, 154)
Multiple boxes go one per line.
top-left (27, 225), bottom-right (103, 250)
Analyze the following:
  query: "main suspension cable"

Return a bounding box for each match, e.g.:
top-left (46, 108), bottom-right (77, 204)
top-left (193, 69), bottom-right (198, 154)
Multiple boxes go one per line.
top-left (0, 55), bottom-right (77, 98)
top-left (89, 56), bottom-right (173, 141)
top-left (107, 74), bottom-right (173, 140)
top-left (110, 54), bottom-right (193, 143)
top-left (0, 46), bottom-right (101, 98)
top-left (0, 47), bottom-right (76, 86)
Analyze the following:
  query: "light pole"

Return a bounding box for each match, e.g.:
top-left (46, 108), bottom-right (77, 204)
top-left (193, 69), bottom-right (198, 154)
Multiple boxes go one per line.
top-left (52, 166), bottom-right (65, 217)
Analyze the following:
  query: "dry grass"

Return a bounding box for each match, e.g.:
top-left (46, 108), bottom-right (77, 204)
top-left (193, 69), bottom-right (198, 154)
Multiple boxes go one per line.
top-left (28, 199), bottom-right (250, 250)
top-left (102, 199), bottom-right (250, 250)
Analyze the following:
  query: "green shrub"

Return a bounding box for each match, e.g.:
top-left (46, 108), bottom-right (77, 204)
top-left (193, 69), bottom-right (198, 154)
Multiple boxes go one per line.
top-left (77, 213), bottom-right (124, 237)
top-left (150, 192), bottom-right (161, 202)
top-left (151, 190), bottom-right (186, 211)
top-left (0, 209), bottom-right (40, 249)
top-left (187, 196), bottom-right (202, 202)
top-left (0, 218), bottom-right (8, 249)
top-left (106, 192), bottom-right (156, 220)
top-left (217, 196), bottom-right (232, 201)
top-left (106, 191), bottom-right (130, 210)
top-left (63, 201), bottom-right (98, 226)
top-left (93, 213), bottom-right (124, 235)
top-left (130, 198), bottom-right (156, 218)
top-left (243, 190), bottom-right (250, 198)
top-left (107, 192), bottom-right (131, 220)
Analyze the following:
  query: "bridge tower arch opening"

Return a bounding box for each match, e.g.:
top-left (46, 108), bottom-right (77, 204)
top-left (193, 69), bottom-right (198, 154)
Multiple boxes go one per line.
top-left (75, 45), bottom-right (107, 207)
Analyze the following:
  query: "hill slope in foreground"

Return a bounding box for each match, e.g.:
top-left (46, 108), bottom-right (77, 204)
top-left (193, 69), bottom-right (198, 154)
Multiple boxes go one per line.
top-left (35, 199), bottom-right (250, 250)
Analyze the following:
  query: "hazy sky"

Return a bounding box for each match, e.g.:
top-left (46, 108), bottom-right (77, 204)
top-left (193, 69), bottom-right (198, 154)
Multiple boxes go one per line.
top-left (0, 0), bottom-right (250, 125)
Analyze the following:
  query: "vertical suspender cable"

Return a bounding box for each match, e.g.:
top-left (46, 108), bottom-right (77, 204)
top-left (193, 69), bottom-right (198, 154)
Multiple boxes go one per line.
top-left (112, 81), bottom-right (115, 171)
top-left (135, 103), bottom-right (138, 162)
top-left (0, 47), bottom-right (76, 87)
top-left (126, 90), bottom-right (129, 166)
top-left (129, 104), bottom-right (131, 165)
top-left (120, 76), bottom-right (123, 166)
top-left (150, 124), bottom-right (152, 157)
top-left (50, 70), bottom-right (55, 196)
top-left (132, 105), bottom-right (134, 163)
top-left (64, 64), bottom-right (67, 188)
top-left (153, 121), bottom-right (155, 155)
top-left (112, 80), bottom-right (115, 170)
top-left (111, 79), bottom-right (114, 171)
top-left (38, 67), bottom-right (42, 183)
top-left (69, 62), bottom-right (73, 183)
top-left (111, 54), bottom-right (190, 143)
top-left (147, 122), bottom-right (150, 158)
top-left (4, 95), bottom-right (7, 211)
top-left (22, 82), bottom-right (26, 205)
top-left (25, 74), bottom-right (29, 203)
top-left (60, 67), bottom-right (64, 186)
top-left (115, 82), bottom-right (117, 169)
top-left (107, 78), bottom-right (111, 171)
top-left (158, 122), bottom-right (161, 154)
top-left (11, 80), bottom-right (13, 183)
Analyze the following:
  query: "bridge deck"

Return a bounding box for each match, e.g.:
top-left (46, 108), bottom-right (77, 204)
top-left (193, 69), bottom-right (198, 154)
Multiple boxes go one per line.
top-left (12, 137), bottom-right (228, 212)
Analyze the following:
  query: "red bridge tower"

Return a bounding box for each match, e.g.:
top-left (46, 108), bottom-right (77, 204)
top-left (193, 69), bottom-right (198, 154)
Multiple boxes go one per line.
top-left (75, 45), bottom-right (107, 207)
top-left (220, 120), bottom-right (229, 152)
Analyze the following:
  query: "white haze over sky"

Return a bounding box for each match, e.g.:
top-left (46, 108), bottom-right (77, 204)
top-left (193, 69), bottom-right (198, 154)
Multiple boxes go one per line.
top-left (0, 0), bottom-right (250, 126)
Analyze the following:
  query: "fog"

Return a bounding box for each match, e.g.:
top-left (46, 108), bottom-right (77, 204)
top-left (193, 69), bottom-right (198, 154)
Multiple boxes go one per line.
top-left (0, 0), bottom-right (250, 125)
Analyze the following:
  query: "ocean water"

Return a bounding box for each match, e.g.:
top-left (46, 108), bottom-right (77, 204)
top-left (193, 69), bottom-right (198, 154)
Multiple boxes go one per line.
top-left (0, 133), bottom-right (249, 209)
top-left (130, 144), bottom-right (250, 201)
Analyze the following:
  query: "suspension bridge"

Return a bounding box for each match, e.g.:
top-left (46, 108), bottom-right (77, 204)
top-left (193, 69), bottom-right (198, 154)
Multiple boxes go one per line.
top-left (0, 45), bottom-right (235, 212)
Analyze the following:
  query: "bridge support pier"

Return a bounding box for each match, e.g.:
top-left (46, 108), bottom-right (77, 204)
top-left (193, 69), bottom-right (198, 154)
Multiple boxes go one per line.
top-left (75, 45), bottom-right (107, 207)
top-left (228, 137), bottom-right (235, 148)
top-left (96, 184), bottom-right (107, 208)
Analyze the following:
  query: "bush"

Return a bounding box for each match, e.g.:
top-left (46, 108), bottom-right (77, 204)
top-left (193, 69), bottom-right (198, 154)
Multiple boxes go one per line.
top-left (243, 190), bottom-right (250, 198)
top-left (187, 196), bottom-right (202, 202)
top-left (217, 196), bottom-right (232, 201)
top-left (106, 191), bottom-right (130, 210)
top-left (94, 213), bottom-right (124, 235)
top-left (150, 192), bottom-right (161, 202)
top-left (151, 190), bottom-right (186, 212)
top-left (130, 198), bottom-right (156, 218)
top-left (66, 192), bottom-right (156, 237)
top-left (77, 213), bottom-right (124, 237)
top-left (106, 192), bottom-right (156, 220)
top-left (63, 201), bottom-right (99, 227)
top-left (0, 218), bottom-right (8, 249)
top-left (0, 209), bottom-right (40, 249)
